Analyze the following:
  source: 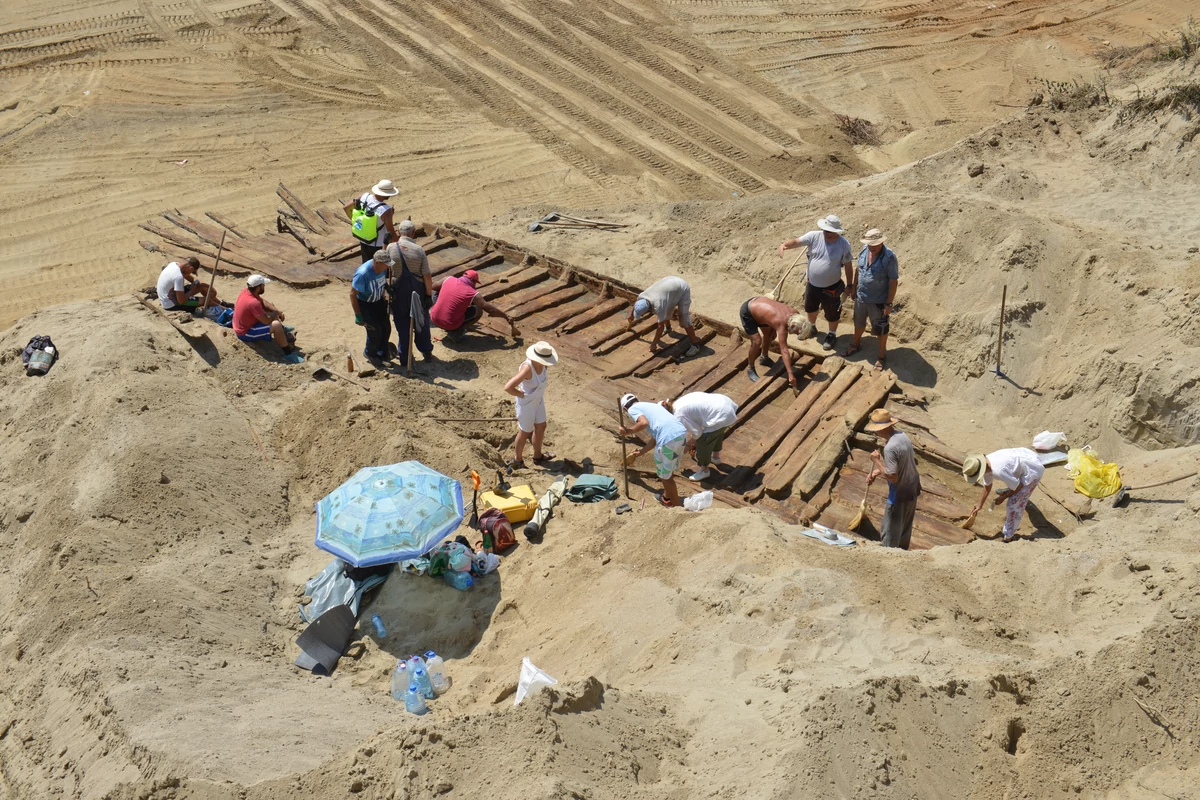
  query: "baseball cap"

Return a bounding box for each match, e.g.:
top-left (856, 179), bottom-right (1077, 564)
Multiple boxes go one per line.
top-left (462, 270), bottom-right (479, 285)
top-left (247, 275), bottom-right (271, 288)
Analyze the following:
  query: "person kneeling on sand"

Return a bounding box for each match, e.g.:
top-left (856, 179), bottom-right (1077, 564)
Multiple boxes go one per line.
top-left (661, 392), bottom-right (738, 482)
top-left (429, 270), bottom-right (519, 338)
top-left (627, 276), bottom-right (701, 357)
top-left (619, 393), bottom-right (687, 507)
top-left (504, 341), bottom-right (559, 469)
top-left (963, 447), bottom-right (1045, 543)
top-left (737, 296), bottom-right (812, 388)
top-left (157, 256), bottom-right (223, 311)
top-left (233, 275), bottom-right (303, 364)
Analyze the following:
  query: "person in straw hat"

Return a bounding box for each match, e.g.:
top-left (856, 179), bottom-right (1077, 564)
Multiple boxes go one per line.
top-left (865, 408), bottom-right (922, 549)
top-left (504, 341), bottom-right (559, 469)
top-left (778, 214), bottom-right (854, 352)
top-left (847, 228), bottom-right (899, 371)
top-left (962, 448), bottom-right (1044, 543)
top-left (344, 178), bottom-right (401, 263)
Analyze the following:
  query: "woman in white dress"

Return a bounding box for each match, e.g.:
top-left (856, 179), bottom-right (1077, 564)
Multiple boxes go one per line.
top-left (504, 341), bottom-right (559, 468)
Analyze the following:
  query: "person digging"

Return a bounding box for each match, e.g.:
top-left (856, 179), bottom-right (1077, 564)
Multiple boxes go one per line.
top-left (963, 448), bottom-right (1045, 543)
top-left (619, 393), bottom-right (687, 507)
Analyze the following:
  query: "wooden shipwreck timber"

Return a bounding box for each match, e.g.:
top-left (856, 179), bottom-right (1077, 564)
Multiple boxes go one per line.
top-left (139, 185), bottom-right (978, 550)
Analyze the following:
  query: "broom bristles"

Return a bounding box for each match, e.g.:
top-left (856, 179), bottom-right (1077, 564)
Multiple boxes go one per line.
top-left (849, 500), bottom-right (866, 531)
top-left (959, 510), bottom-right (977, 530)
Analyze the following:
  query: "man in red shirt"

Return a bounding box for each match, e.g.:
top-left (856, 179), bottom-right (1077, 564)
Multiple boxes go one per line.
top-left (233, 275), bottom-right (304, 364)
top-left (429, 270), bottom-right (519, 337)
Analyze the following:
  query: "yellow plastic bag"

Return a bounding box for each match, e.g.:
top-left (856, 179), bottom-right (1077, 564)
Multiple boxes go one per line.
top-left (1066, 448), bottom-right (1123, 499)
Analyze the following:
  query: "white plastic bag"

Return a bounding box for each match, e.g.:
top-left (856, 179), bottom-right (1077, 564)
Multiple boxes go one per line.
top-left (1032, 431), bottom-right (1067, 451)
top-left (683, 491), bottom-right (713, 512)
top-left (472, 552), bottom-right (501, 574)
top-left (514, 657), bottom-right (558, 706)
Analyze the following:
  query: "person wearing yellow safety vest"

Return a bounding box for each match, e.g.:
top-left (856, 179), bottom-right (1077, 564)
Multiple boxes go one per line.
top-left (343, 179), bottom-right (400, 263)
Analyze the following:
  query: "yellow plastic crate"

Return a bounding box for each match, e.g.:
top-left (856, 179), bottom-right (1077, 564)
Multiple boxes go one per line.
top-left (478, 484), bottom-right (538, 524)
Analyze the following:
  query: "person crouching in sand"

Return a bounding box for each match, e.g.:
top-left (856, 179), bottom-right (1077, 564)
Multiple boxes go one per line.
top-left (619, 393), bottom-right (687, 507)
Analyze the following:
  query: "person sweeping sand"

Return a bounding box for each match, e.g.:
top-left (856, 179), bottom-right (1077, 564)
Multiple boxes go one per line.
top-left (505, 341), bottom-right (559, 468)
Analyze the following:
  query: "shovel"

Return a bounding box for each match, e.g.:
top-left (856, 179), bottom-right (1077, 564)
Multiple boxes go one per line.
top-left (311, 365), bottom-right (370, 391)
top-left (468, 470), bottom-right (481, 529)
top-left (1110, 471), bottom-right (1197, 508)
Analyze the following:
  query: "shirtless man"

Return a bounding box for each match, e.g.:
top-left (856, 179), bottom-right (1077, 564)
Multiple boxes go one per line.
top-left (737, 296), bottom-right (812, 387)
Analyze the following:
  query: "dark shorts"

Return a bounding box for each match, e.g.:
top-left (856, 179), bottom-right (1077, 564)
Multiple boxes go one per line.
top-left (854, 300), bottom-right (890, 336)
top-left (444, 304), bottom-right (481, 333)
top-left (739, 298), bottom-right (760, 336)
top-left (804, 280), bottom-right (845, 322)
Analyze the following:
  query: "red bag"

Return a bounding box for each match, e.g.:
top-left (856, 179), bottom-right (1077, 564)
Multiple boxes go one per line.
top-left (478, 508), bottom-right (516, 553)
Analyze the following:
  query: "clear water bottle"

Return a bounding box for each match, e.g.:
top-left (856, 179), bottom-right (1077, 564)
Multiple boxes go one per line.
top-left (414, 668), bottom-right (435, 699)
top-left (370, 614), bottom-right (387, 638)
top-left (406, 654), bottom-right (424, 676)
top-left (444, 570), bottom-right (473, 591)
top-left (405, 683), bottom-right (427, 715)
top-left (423, 651), bottom-right (449, 695)
top-left (390, 661), bottom-right (409, 701)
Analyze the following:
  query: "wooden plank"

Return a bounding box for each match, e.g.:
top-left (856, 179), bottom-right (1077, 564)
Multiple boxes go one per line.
top-left (795, 421), bottom-right (852, 498)
top-left (679, 345), bottom-right (747, 399)
top-left (843, 371), bottom-right (897, 432)
top-left (665, 336), bottom-right (739, 398)
top-left (632, 329), bottom-right (718, 379)
top-left (277, 215), bottom-right (318, 253)
top-left (833, 468), bottom-right (972, 522)
top-left (535, 297), bottom-right (604, 332)
top-left (743, 357), bottom-right (842, 466)
top-left (590, 319), bottom-right (658, 354)
top-left (560, 298), bottom-right (627, 334)
top-left (316, 205), bottom-right (349, 228)
top-left (277, 182), bottom-right (330, 234)
top-left (908, 431), bottom-right (967, 469)
top-left (422, 237), bottom-right (457, 256)
top-left (205, 212), bottom-right (248, 239)
top-left (493, 277), bottom-right (565, 309)
top-left (133, 294), bottom-right (209, 342)
top-left (759, 366), bottom-right (863, 486)
top-left (431, 249), bottom-right (500, 277)
top-left (508, 286), bottom-right (588, 321)
top-left (478, 268), bottom-right (549, 301)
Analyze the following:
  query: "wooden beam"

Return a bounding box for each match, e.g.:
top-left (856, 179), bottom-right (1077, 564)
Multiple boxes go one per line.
top-left (676, 344), bottom-right (747, 399)
top-left (759, 365), bottom-right (863, 484)
top-left (560, 298), bottom-right (627, 334)
top-left (509, 285), bottom-right (588, 321)
top-left (908, 431), bottom-right (967, 469)
top-left (277, 182), bottom-right (330, 234)
top-left (205, 212), bottom-right (248, 239)
top-left (478, 268), bottom-right (549, 301)
top-left (590, 318), bottom-right (658, 354)
top-left (133, 294), bottom-right (209, 342)
top-left (631, 330), bottom-right (719, 379)
top-left (493, 277), bottom-right (565, 309)
top-left (833, 468), bottom-right (972, 523)
top-left (794, 421), bottom-right (852, 498)
top-left (535, 297), bottom-right (601, 332)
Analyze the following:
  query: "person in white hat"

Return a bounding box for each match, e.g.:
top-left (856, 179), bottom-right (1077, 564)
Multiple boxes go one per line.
top-left (847, 228), bottom-right (899, 371)
top-left (618, 393), bottom-right (687, 507)
top-left (865, 409), bottom-right (921, 549)
top-left (233, 275), bottom-right (303, 364)
top-left (343, 179), bottom-right (400, 264)
top-left (777, 214), bottom-right (854, 351)
top-left (962, 449), bottom-right (1044, 543)
top-left (504, 341), bottom-right (559, 468)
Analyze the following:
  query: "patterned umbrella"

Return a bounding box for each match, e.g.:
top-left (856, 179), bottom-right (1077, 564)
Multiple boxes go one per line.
top-left (315, 461), bottom-right (464, 567)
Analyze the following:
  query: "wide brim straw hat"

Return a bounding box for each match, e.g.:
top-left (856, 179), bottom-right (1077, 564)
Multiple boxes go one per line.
top-left (861, 228), bottom-right (887, 246)
top-left (526, 341), bottom-right (559, 366)
top-left (372, 179), bottom-right (399, 197)
top-left (864, 408), bottom-right (897, 432)
top-left (962, 454), bottom-right (989, 485)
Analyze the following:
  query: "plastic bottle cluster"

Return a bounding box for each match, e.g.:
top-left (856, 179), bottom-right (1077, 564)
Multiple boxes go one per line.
top-left (391, 651), bottom-right (450, 714)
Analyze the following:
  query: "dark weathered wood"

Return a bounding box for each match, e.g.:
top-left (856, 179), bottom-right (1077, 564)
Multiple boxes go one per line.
top-left (316, 205), bottom-right (349, 228)
top-left (908, 431), bottom-right (967, 469)
top-left (421, 237), bottom-right (457, 255)
top-left (205, 212), bottom-right (248, 239)
top-left (277, 182), bottom-right (330, 234)
top-left (431, 249), bottom-right (500, 277)
top-left (478, 268), bottom-right (550, 301)
top-left (630, 330), bottom-right (718, 380)
top-left (679, 345), bottom-right (747, 400)
top-left (843, 371), bottom-right (898, 431)
top-left (833, 468), bottom-right (972, 522)
top-left (133, 294), bottom-right (209, 342)
top-left (499, 280), bottom-right (572, 312)
top-left (535, 297), bottom-right (602, 332)
top-left (795, 421), bottom-right (852, 499)
top-left (759, 365), bottom-right (863, 486)
top-left (509, 286), bottom-right (588, 321)
top-left (744, 357), bottom-right (842, 463)
top-left (560, 298), bottom-right (626, 334)
top-left (278, 215), bottom-right (317, 253)
top-left (590, 319), bottom-right (658, 354)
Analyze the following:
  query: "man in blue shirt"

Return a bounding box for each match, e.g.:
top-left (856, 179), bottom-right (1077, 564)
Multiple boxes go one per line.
top-left (618, 393), bottom-right (688, 507)
top-left (350, 248), bottom-right (393, 363)
top-left (847, 228), bottom-right (899, 370)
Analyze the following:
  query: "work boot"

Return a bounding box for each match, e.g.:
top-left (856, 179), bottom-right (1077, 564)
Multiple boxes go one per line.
top-left (422, 351), bottom-right (437, 363)
top-left (822, 331), bottom-right (836, 351)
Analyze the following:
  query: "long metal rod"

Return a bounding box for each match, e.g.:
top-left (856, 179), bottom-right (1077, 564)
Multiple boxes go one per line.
top-left (201, 230), bottom-right (227, 309)
top-left (995, 284), bottom-right (1007, 375)
top-left (617, 397), bottom-right (630, 499)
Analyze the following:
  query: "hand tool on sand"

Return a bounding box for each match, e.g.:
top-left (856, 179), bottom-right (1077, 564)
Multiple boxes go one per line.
top-left (468, 470), bottom-right (481, 529)
top-left (311, 365), bottom-right (370, 391)
top-left (617, 396), bottom-right (631, 499)
top-left (848, 482), bottom-right (871, 530)
top-left (767, 250), bottom-right (806, 301)
top-left (200, 230), bottom-right (226, 311)
top-left (543, 212), bottom-right (627, 227)
top-left (1110, 471), bottom-right (1197, 508)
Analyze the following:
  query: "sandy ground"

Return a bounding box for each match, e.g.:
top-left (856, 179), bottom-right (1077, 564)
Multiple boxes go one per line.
top-left (2, 1), bottom-right (1200, 799)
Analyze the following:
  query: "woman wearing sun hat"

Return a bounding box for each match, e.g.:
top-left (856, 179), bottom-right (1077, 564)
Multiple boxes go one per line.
top-left (504, 341), bottom-right (559, 468)
top-left (963, 448), bottom-right (1045, 543)
top-left (343, 178), bottom-right (400, 263)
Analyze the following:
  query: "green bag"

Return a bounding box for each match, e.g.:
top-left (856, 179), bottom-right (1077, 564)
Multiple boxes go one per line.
top-left (565, 473), bottom-right (618, 503)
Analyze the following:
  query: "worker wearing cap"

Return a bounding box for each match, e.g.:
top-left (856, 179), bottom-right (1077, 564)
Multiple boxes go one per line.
top-left (429, 270), bottom-right (519, 338)
top-left (865, 408), bottom-right (921, 549)
top-left (963, 448), bottom-right (1044, 543)
top-left (351, 248), bottom-right (393, 363)
top-left (619, 393), bottom-right (687, 507)
top-left (233, 275), bottom-right (303, 364)
top-left (847, 228), bottom-right (899, 371)
top-left (627, 276), bottom-right (701, 357)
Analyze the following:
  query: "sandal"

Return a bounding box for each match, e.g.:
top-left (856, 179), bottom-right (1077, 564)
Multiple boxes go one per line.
top-left (845, 343), bottom-right (861, 356)
top-left (615, 503), bottom-right (632, 515)
top-left (532, 452), bottom-right (557, 463)
top-left (656, 493), bottom-right (677, 508)
top-left (874, 357), bottom-right (886, 371)
top-left (506, 460), bottom-right (526, 474)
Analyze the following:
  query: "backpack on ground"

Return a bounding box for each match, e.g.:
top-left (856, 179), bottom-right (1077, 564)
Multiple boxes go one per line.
top-left (478, 508), bottom-right (516, 553)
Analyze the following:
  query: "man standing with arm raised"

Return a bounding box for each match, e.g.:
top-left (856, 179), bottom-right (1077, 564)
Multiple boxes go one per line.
top-left (778, 214), bottom-right (854, 352)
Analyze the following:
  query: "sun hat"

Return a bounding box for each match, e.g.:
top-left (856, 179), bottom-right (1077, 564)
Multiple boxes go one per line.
top-left (632, 298), bottom-right (652, 319)
top-left (373, 248), bottom-right (395, 265)
top-left (817, 214), bottom-right (845, 234)
top-left (620, 393), bottom-right (639, 412)
top-left (462, 270), bottom-right (480, 285)
top-left (861, 228), bottom-right (886, 246)
top-left (526, 341), bottom-right (559, 366)
top-left (247, 274), bottom-right (271, 288)
top-left (962, 454), bottom-right (989, 485)
top-left (864, 408), bottom-right (897, 432)
top-left (371, 179), bottom-right (399, 197)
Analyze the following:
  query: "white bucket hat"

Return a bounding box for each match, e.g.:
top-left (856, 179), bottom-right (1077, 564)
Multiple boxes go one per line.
top-left (817, 215), bottom-right (845, 234)
top-left (861, 228), bottom-right (886, 246)
top-left (526, 341), bottom-right (559, 366)
top-left (371, 179), bottom-right (399, 197)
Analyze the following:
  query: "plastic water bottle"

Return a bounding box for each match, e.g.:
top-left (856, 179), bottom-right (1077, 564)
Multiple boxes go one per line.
top-left (414, 668), bottom-right (435, 699)
top-left (423, 651), bottom-right (449, 694)
top-left (370, 614), bottom-right (387, 638)
top-left (390, 661), bottom-right (409, 701)
top-left (444, 570), bottom-right (473, 591)
top-left (406, 654), bottom-right (424, 676)
top-left (404, 683), bottom-right (427, 715)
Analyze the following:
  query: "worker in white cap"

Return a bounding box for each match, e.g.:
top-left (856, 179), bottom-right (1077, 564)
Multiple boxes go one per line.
top-left (778, 214), bottom-right (854, 351)
top-left (233, 275), bottom-right (303, 364)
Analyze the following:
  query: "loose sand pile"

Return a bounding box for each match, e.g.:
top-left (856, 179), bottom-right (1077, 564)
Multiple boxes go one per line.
top-left (3, 1), bottom-right (1200, 798)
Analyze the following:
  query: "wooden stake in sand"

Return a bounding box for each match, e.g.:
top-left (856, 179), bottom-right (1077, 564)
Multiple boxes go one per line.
top-left (201, 230), bottom-right (227, 310)
top-left (994, 284), bottom-right (1007, 376)
top-left (617, 396), bottom-right (630, 499)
